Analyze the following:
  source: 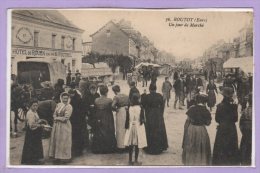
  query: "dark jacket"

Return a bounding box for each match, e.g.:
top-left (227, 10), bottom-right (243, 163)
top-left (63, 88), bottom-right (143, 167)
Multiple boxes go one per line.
top-left (174, 79), bottom-right (185, 94)
top-left (129, 87), bottom-right (140, 102)
top-left (213, 98), bottom-right (239, 165)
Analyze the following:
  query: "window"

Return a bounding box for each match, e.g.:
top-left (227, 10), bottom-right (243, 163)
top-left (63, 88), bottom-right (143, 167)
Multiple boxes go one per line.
top-left (72, 60), bottom-right (76, 72)
top-left (61, 59), bottom-right (65, 64)
top-left (34, 31), bottom-right (39, 47)
top-left (72, 60), bottom-right (76, 66)
top-left (61, 36), bottom-right (65, 49)
top-left (72, 38), bottom-right (76, 50)
top-left (106, 29), bottom-right (111, 37)
top-left (52, 34), bottom-right (56, 49)
top-left (67, 63), bottom-right (71, 71)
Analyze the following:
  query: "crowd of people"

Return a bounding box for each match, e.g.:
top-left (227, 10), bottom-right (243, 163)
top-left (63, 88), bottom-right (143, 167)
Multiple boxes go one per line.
top-left (18, 76), bottom-right (168, 165)
top-left (170, 70), bottom-right (252, 166)
top-left (130, 66), bottom-right (160, 87)
top-left (14, 67), bottom-right (253, 166)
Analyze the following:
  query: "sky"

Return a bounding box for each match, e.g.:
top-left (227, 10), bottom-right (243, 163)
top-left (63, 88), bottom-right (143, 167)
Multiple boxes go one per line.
top-left (60, 9), bottom-right (253, 60)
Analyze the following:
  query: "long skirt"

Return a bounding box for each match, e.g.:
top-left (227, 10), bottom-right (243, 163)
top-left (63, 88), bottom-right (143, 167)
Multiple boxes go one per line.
top-left (21, 127), bottom-right (43, 164)
top-left (240, 129), bottom-right (252, 165)
top-left (144, 108), bottom-right (168, 154)
top-left (182, 118), bottom-right (190, 149)
top-left (49, 121), bottom-right (72, 160)
top-left (71, 118), bottom-right (86, 156)
top-left (207, 90), bottom-right (216, 108)
top-left (182, 124), bottom-right (211, 166)
top-left (92, 109), bottom-right (116, 154)
top-left (212, 123), bottom-right (240, 165)
top-left (115, 107), bottom-right (127, 148)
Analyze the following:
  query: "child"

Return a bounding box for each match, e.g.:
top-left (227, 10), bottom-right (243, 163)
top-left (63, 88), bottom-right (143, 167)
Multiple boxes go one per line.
top-left (124, 93), bottom-right (147, 165)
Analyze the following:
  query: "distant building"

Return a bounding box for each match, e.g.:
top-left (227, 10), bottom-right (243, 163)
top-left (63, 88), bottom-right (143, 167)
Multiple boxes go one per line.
top-left (216, 43), bottom-right (233, 61)
top-left (82, 41), bottom-right (92, 56)
top-left (11, 10), bottom-right (84, 74)
top-left (156, 51), bottom-right (175, 66)
top-left (230, 37), bottom-right (240, 58)
top-left (238, 21), bottom-right (253, 57)
top-left (90, 20), bottom-right (139, 65)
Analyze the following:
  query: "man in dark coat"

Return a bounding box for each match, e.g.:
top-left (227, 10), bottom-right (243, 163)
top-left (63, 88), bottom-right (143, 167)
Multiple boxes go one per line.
top-left (173, 71), bottom-right (179, 81)
top-left (144, 84), bottom-right (168, 154)
top-left (66, 70), bottom-right (72, 86)
top-left (173, 74), bottom-right (186, 109)
top-left (204, 70), bottom-right (208, 81)
top-left (162, 77), bottom-right (172, 107)
top-left (82, 84), bottom-right (100, 128)
top-left (237, 75), bottom-right (250, 111)
top-left (75, 70), bottom-right (81, 88)
top-left (53, 79), bottom-right (65, 103)
top-left (150, 68), bottom-right (159, 86)
top-left (223, 74), bottom-right (236, 91)
top-left (186, 74), bottom-right (197, 108)
top-left (196, 75), bottom-right (204, 91)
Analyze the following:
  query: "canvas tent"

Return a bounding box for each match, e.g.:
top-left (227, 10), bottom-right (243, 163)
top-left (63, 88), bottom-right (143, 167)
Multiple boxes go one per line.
top-left (135, 62), bottom-right (161, 69)
top-left (223, 56), bottom-right (253, 74)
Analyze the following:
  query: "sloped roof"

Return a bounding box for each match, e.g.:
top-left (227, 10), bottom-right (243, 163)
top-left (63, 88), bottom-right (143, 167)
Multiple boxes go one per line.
top-left (90, 20), bottom-right (131, 38)
top-left (12, 10), bottom-right (84, 32)
top-left (90, 20), bottom-right (141, 42)
top-left (90, 20), bottom-right (157, 49)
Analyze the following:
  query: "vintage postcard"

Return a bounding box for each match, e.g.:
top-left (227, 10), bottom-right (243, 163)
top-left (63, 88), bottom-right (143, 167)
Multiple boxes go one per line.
top-left (7, 8), bottom-right (254, 167)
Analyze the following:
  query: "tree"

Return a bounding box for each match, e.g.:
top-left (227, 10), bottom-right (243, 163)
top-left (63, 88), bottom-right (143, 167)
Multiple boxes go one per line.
top-left (82, 52), bottom-right (133, 74)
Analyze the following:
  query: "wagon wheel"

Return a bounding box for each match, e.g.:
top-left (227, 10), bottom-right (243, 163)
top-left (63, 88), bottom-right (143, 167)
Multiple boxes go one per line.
top-left (17, 107), bottom-right (27, 122)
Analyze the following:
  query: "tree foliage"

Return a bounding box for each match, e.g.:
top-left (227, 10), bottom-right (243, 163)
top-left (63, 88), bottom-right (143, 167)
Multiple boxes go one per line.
top-left (82, 52), bottom-right (133, 73)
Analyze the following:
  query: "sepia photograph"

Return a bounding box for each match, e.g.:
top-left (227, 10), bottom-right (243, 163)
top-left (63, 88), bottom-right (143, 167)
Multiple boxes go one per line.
top-left (8, 8), bottom-right (254, 167)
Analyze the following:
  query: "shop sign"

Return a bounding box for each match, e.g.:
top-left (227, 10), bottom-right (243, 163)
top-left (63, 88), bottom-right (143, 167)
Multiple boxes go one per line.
top-left (12, 48), bottom-right (73, 58)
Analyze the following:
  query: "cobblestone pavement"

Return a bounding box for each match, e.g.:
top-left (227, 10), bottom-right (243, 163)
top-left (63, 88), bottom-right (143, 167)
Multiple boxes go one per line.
top-left (9, 77), bottom-right (242, 166)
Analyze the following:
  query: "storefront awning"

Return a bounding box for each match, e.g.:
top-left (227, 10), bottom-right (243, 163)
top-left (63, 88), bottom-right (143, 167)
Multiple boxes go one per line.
top-left (223, 56), bottom-right (253, 74)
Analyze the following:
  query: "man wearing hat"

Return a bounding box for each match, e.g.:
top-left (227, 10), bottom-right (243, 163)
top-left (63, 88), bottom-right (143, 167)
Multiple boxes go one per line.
top-left (173, 74), bottom-right (186, 109)
top-left (223, 74), bottom-right (236, 92)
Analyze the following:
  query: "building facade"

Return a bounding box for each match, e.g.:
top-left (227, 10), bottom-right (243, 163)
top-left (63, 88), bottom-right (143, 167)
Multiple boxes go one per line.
top-left (11, 10), bottom-right (84, 74)
top-left (82, 41), bottom-right (92, 56)
top-left (238, 22), bottom-right (253, 57)
top-left (90, 21), bottom-right (139, 60)
top-left (156, 51), bottom-right (175, 66)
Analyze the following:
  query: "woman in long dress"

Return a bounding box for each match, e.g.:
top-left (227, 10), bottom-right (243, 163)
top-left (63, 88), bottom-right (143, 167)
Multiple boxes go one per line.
top-left (182, 94), bottom-right (212, 166)
top-left (212, 87), bottom-right (240, 165)
top-left (68, 89), bottom-right (85, 157)
top-left (49, 92), bottom-right (73, 163)
top-left (21, 99), bottom-right (44, 165)
top-left (91, 85), bottom-right (117, 154)
top-left (112, 85), bottom-right (129, 151)
top-left (206, 79), bottom-right (218, 111)
top-left (144, 84), bottom-right (168, 154)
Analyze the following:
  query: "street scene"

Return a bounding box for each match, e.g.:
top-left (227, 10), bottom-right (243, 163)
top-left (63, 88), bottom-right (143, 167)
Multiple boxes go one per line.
top-left (9, 9), bottom-right (253, 166)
